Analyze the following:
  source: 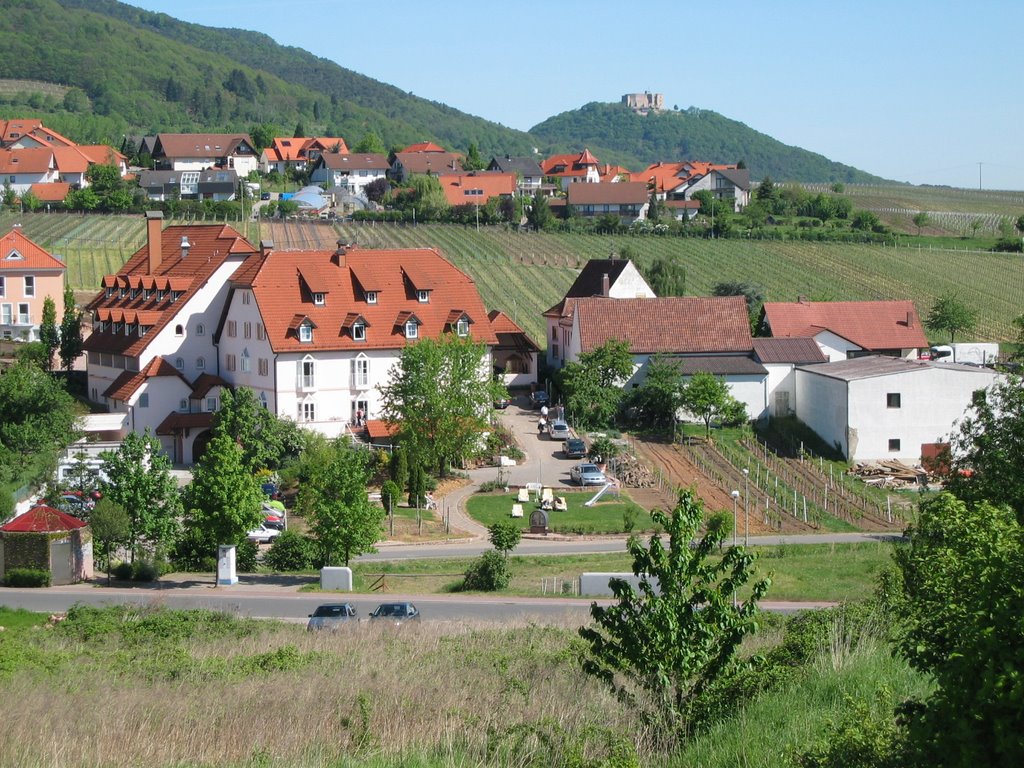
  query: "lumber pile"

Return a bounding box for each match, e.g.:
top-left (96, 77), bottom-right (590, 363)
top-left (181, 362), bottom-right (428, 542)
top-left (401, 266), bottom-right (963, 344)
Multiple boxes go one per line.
top-left (852, 460), bottom-right (926, 487)
top-left (616, 456), bottom-right (657, 488)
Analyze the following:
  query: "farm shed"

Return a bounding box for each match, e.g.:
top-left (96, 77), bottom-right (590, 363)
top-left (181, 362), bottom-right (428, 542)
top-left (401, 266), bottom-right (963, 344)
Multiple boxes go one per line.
top-left (0, 505), bottom-right (93, 585)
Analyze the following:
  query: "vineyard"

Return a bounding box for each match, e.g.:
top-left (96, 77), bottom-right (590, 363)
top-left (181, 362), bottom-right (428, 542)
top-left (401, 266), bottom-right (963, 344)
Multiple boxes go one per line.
top-left (3, 212), bottom-right (1023, 343)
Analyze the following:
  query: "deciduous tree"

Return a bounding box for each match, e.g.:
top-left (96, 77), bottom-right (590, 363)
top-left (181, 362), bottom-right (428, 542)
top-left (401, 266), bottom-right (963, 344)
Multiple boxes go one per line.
top-left (925, 292), bottom-right (977, 343)
top-left (558, 340), bottom-right (635, 430)
top-left (912, 211), bottom-right (930, 235)
top-left (642, 255), bottom-right (686, 296)
top-left (38, 296), bottom-right (59, 372)
top-left (58, 285), bottom-right (83, 372)
top-left (625, 354), bottom-right (681, 429)
top-left (679, 371), bottom-right (747, 439)
top-left (579, 489), bottom-right (769, 746)
top-left (488, 520), bottom-right (522, 558)
top-left (212, 387), bottom-right (306, 473)
top-left (90, 497), bottom-right (130, 585)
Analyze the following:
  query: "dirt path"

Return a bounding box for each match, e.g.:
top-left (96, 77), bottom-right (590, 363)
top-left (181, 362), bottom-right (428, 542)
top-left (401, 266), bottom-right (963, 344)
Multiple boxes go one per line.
top-left (631, 437), bottom-right (775, 537)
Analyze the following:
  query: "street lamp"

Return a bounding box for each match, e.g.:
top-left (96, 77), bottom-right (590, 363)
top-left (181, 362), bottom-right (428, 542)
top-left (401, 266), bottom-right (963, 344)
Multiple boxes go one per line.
top-left (742, 468), bottom-right (750, 547)
top-left (730, 490), bottom-right (740, 547)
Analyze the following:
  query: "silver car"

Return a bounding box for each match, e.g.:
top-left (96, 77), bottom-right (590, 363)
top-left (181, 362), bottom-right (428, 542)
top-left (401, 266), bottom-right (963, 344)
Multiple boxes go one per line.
top-left (307, 603), bottom-right (358, 630)
top-left (548, 420), bottom-right (571, 440)
top-left (570, 463), bottom-right (607, 486)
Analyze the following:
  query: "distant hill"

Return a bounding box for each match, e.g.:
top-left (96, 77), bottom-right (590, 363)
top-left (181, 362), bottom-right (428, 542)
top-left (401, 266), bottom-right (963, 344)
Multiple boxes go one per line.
top-left (530, 102), bottom-right (887, 184)
top-left (0, 0), bottom-right (885, 183)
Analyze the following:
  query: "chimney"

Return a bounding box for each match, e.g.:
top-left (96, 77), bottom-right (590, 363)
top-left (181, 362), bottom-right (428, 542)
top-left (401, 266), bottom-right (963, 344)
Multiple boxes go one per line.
top-left (146, 211), bottom-right (163, 273)
top-left (333, 238), bottom-right (349, 265)
top-left (179, 235), bottom-right (191, 259)
top-left (260, 239), bottom-right (274, 259)
top-left (797, 295), bottom-right (808, 304)
top-left (906, 310), bottom-right (914, 327)
top-left (601, 273), bottom-right (610, 297)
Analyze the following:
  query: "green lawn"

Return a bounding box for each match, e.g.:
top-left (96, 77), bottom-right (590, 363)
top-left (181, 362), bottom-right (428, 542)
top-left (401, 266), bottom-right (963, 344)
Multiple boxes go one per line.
top-left (465, 490), bottom-right (655, 534)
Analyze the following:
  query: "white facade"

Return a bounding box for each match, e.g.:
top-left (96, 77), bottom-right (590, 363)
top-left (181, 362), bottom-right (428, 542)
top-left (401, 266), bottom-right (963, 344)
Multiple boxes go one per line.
top-left (764, 363), bottom-right (799, 418)
top-left (310, 164), bottom-right (387, 196)
top-left (812, 329), bottom-right (920, 363)
top-left (3, 165), bottom-right (58, 195)
top-left (795, 359), bottom-right (998, 462)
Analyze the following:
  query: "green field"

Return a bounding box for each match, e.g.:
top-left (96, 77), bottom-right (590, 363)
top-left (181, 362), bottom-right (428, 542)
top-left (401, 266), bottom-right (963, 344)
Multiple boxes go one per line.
top-left (5, 206), bottom-right (1024, 344)
top-left (465, 489), bottom-right (654, 535)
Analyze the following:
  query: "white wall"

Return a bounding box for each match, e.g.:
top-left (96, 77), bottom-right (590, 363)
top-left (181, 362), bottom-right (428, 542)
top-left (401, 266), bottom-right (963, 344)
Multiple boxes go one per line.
top-left (795, 370), bottom-right (850, 456)
top-left (764, 363), bottom-right (797, 418)
top-left (813, 330), bottom-right (861, 362)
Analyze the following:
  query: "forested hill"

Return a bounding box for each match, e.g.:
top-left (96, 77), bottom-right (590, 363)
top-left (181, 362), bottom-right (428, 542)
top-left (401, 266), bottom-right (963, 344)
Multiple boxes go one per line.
top-left (530, 102), bottom-right (887, 184)
top-left (0, 0), bottom-right (537, 156)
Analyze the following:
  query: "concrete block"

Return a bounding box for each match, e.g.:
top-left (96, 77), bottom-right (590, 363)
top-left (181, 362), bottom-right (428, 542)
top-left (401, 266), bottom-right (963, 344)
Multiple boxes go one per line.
top-left (321, 566), bottom-right (353, 591)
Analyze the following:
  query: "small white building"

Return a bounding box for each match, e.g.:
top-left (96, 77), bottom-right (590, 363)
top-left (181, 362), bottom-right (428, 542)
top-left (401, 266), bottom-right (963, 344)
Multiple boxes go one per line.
top-left (309, 153), bottom-right (389, 196)
top-left (794, 355), bottom-right (998, 463)
top-left (752, 337), bottom-right (829, 419)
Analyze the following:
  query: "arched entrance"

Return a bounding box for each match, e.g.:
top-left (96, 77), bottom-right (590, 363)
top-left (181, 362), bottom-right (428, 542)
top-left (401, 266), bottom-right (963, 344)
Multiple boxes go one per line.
top-left (191, 429), bottom-right (214, 463)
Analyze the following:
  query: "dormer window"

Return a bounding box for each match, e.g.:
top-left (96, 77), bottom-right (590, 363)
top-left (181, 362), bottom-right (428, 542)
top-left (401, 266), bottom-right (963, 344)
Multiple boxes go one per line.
top-left (366, 291), bottom-right (378, 304)
top-left (417, 289), bottom-right (430, 303)
top-left (119, 288), bottom-right (128, 298)
top-left (130, 288), bottom-right (140, 299)
top-left (456, 317), bottom-right (470, 337)
top-left (105, 287), bottom-right (114, 299)
top-left (175, 324), bottom-right (184, 337)
top-left (313, 292), bottom-right (326, 306)
top-left (352, 321), bottom-right (366, 341)
top-left (299, 324), bottom-right (313, 342)
top-left (405, 319), bottom-right (419, 339)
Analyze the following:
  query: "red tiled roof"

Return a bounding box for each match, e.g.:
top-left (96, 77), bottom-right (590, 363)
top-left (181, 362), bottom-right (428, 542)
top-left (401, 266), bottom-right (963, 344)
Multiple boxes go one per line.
top-left (541, 149), bottom-right (600, 177)
top-left (51, 146), bottom-right (90, 174)
top-left (190, 372), bottom-right (229, 400)
top-left (84, 223), bottom-right (258, 357)
top-left (631, 160), bottom-right (738, 193)
top-left (438, 171), bottom-right (516, 206)
top-left (598, 164), bottom-right (632, 183)
top-left (76, 145), bottom-right (126, 166)
top-left (29, 182), bottom-right (71, 202)
top-left (488, 309), bottom-right (541, 353)
top-left (365, 419), bottom-right (400, 439)
top-left (762, 300), bottom-right (928, 351)
top-left (0, 120), bottom-right (76, 148)
top-left (752, 337), bottom-right (828, 365)
top-left (155, 411), bottom-right (215, 435)
top-left (572, 296), bottom-right (753, 355)
top-left (0, 228), bottom-right (65, 271)
top-left (1, 505), bottom-right (87, 532)
top-left (401, 142), bottom-right (446, 153)
top-left (393, 152), bottom-right (463, 175)
top-left (103, 357), bottom-right (190, 401)
top-left (237, 246), bottom-right (497, 353)
top-left (0, 147), bottom-right (54, 174)
top-left (566, 181), bottom-right (649, 205)
top-left (307, 137), bottom-right (349, 154)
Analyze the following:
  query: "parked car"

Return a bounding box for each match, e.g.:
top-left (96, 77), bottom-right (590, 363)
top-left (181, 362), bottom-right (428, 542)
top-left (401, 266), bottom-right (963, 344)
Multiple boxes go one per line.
top-left (246, 524), bottom-right (282, 544)
top-left (261, 482), bottom-right (278, 497)
top-left (563, 438), bottom-right (587, 459)
top-left (369, 602), bottom-right (420, 624)
top-left (529, 390), bottom-right (549, 409)
top-left (307, 603), bottom-right (357, 631)
top-left (548, 420), bottom-right (570, 440)
top-left (260, 192), bottom-right (271, 200)
top-left (493, 396), bottom-right (511, 409)
top-left (570, 463), bottom-right (607, 486)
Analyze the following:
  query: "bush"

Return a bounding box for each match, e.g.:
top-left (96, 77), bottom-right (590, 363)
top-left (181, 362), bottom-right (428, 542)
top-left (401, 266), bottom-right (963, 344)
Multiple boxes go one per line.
top-left (462, 549), bottom-right (510, 591)
top-left (112, 561), bottom-right (133, 581)
top-left (131, 560), bottom-right (159, 582)
top-left (380, 480), bottom-right (401, 515)
top-left (263, 530), bottom-right (318, 571)
top-left (3, 568), bottom-right (51, 587)
top-left (236, 539), bottom-right (259, 573)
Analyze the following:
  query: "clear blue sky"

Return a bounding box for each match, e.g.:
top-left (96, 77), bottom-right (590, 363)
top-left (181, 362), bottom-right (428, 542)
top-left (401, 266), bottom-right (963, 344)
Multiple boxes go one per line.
top-left (127, 0), bottom-right (1023, 190)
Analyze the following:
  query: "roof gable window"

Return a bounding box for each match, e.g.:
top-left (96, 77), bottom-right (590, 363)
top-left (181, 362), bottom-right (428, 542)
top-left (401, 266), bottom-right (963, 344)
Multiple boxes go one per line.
top-left (405, 319), bottom-right (419, 339)
top-left (353, 321), bottom-right (366, 341)
top-left (299, 323), bottom-right (313, 343)
top-left (313, 292), bottom-right (326, 306)
top-left (4, 249), bottom-right (23, 261)
top-left (456, 317), bottom-right (470, 337)
top-left (366, 291), bottom-right (378, 305)
top-left (417, 289), bottom-right (430, 303)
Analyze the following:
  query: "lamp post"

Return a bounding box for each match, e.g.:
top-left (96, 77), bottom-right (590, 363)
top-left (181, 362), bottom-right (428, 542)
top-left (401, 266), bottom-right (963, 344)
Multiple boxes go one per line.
top-left (730, 489), bottom-right (740, 547)
top-left (742, 468), bottom-right (750, 546)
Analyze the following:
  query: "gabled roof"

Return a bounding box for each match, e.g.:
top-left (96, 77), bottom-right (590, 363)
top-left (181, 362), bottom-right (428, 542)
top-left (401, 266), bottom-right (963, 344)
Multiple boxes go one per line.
top-left (29, 182), bottom-right (71, 202)
top-left (488, 309), bottom-right (541, 353)
top-left (234, 246), bottom-right (497, 353)
top-left (572, 296), bottom-right (753, 355)
top-left (567, 181), bottom-right (649, 205)
top-left (541, 149), bottom-right (600, 177)
top-left (190, 372), bottom-right (229, 400)
top-left (487, 156), bottom-right (543, 176)
top-left (103, 356), bottom-right (191, 401)
top-left (84, 223), bottom-right (257, 357)
top-left (752, 337), bottom-right (828, 365)
top-left (438, 171), bottom-right (516, 205)
top-left (154, 133), bottom-right (255, 160)
top-left (0, 147), bottom-right (54, 174)
top-left (318, 152), bottom-right (389, 171)
top-left (393, 152), bottom-right (462, 175)
top-left (631, 160), bottom-right (743, 193)
top-left (0, 120), bottom-right (76, 148)
top-left (306, 137), bottom-right (349, 154)
top-left (155, 411), bottom-right (215, 435)
top-left (77, 145), bottom-right (127, 167)
top-left (51, 146), bottom-right (90, 174)
top-left (669, 355), bottom-right (767, 376)
top-left (1, 505), bottom-right (87, 533)
top-left (598, 164), bottom-right (632, 183)
top-left (401, 142), bottom-right (446, 153)
top-left (0, 228), bottom-right (65, 271)
top-left (544, 259), bottom-right (634, 317)
top-left (762, 300), bottom-right (928, 351)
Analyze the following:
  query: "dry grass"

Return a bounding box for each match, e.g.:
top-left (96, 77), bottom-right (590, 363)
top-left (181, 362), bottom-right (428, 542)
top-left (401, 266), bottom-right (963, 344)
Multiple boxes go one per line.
top-left (0, 616), bottom-right (639, 768)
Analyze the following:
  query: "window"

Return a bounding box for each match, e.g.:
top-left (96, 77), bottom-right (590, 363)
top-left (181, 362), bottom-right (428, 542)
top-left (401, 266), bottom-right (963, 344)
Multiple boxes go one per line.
top-left (175, 357), bottom-right (184, 370)
top-left (256, 323), bottom-right (265, 341)
top-left (175, 324), bottom-right (184, 337)
top-left (417, 289), bottom-right (429, 303)
top-left (354, 356), bottom-right (369, 388)
top-left (258, 358), bottom-right (269, 376)
top-left (1, 304), bottom-right (11, 324)
top-left (301, 401), bottom-right (316, 422)
top-left (195, 323), bottom-right (205, 336)
top-left (139, 393), bottom-right (149, 408)
top-left (244, 321), bottom-right (252, 339)
top-left (23, 276), bottom-right (34, 297)
top-left (179, 398), bottom-right (189, 412)
top-left (366, 291), bottom-right (378, 304)
top-left (17, 304), bottom-right (29, 324)
top-left (888, 439), bottom-right (901, 452)
top-left (352, 321), bottom-right (366, 341)
top-left (405, 320), bottom-right (418, 339)
top-left (313, 292), bottom-right (325, 306)
top-left (886, 393), bottom-right (901, 408)
top-left (301, 357), bottom-right (315, 389)
top-left (299, 324), bottom-right (313, 342)
top-left (227, 320), bottom-right (237, 338)
top-left (206, 397), bottom-right (218, 412)
top-left (241, 349), bottom-right (251, 373)
top-left (456, 317), bottom-right (469, 337)
top-left (225, 353), bottom-right (236, 371)
top-left (552, 326), bottom-right (557, 341)
top-left (0, 276), bottom-right (4, 297)
top-left (242, 291), bottom-right (251, 305)
top-left (196, 356), bottom-right (205, 370)
top-left (259, 391), bottom-right (268, 409)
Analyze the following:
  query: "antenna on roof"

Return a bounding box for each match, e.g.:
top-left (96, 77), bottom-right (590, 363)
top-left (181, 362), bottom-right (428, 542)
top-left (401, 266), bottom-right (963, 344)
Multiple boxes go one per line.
top-left (180, 235), bottom-right (191, 258)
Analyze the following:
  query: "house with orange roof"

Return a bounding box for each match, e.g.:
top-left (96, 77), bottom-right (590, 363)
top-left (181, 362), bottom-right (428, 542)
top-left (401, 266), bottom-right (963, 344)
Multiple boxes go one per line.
top-left (0, 227), bottom-right (66, 343)
top-left (0, 148), bottom-right (59, 194)
top-left (390, 151), bottom-right (463, 182)
top-left (260, 136), bottom-right (349, 175)
top-left (541, 149), bottom-right (600, 190)
top-left (219, 240), bottom-right (497, 438)
top-left (633, 160), bottom-right (750, 213)
top-left (401, 142), bottom-right (447, 153)
top-left (566, 181), bottom-right (650, 223)
top-left (151, 133), bottom-right (259, 176)
top-left (0, 119), bottom-right (77, 150)
top-left (83, 212), bottom-right (262, 463)
top-left (598, 163), bottom-right (631, 183)
top-left (759, 298), bottom-right (929, 362)
top-left (437, 171), bottom-right (516, 208)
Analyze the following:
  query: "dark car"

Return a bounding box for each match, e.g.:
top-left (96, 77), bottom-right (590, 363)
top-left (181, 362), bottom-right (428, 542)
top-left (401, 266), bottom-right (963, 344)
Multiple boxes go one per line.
top-left (529, 390), bottom-right (549, 409)
top-left (260, 192), bottom-right (271, 200)
top-left (563, 438), bottom-right (587, 459)
top-left (369, 602), bottom-right (420, 624)
top-left (307, 603), bottom-right (357, 631)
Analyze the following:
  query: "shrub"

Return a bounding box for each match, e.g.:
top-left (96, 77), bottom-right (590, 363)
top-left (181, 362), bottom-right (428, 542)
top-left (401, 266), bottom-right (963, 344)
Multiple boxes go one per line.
top-left (462, 549), bottom-right (510, 591)
top-left (263, 530), bottom-right (318, 571)
top-left (112, 561), bottom-right (133, 581)
top-left (380, 480), bottom-right (401, 514)
top-left (235, 539), bottom-right (259, 572)
top-left (3, 568), bottom-right (51, 587)
top-left (131, 560), bottom-right (159, 582)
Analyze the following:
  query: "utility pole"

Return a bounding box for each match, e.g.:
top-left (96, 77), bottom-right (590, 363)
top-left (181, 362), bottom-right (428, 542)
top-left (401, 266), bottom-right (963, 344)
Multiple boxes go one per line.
top-left (978, 162), bottom-right (983, 191)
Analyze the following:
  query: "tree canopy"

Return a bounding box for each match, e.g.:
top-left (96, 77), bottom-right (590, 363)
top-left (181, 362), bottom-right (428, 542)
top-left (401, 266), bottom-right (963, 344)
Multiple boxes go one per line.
top-left (183, 431), bottom-right (264, 549)
top-left (678, 371), bottom-right (747, 438)
top-left (557, 340), bottom-right (634, 430)
top-left (925, 292), bottom-right (978, 343)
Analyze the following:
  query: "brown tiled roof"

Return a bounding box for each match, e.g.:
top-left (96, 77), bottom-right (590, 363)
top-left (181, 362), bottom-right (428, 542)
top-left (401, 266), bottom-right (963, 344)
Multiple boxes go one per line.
top-left (155, 411), bottom-right (215, 435)
top-left (752, 337), bottom-right (828, 364)
top-left (573, 296), bottom-right (753, 355)
top-left (393, 152), bottom-right (463, 175)
top-left (84, 223), bottom-right (257, 357)
top-left (0, 228), bottom-right (65, 271)
top-left (669, 355), bottom-right (767, 376)
top-left (190, 372), bottom-right (229, 400)
top-left (237, 246), bottom-right (497, 353)
top-left (567, 181), bottom-right (649, 205)
top-left (155, 133), bottom-right (254, 160)
top-left (103, 357), bottom-right (189, 400)
top-left (488, 309), bottom-right (540, 353)
top-left (0, 147), bottom-right (54, 174)
top-left (762, 300), bottom-right (928, 351)
top-left (29, 182), bottom-right (71, 202)
top-left (320, 152), bottom-right (389, 171)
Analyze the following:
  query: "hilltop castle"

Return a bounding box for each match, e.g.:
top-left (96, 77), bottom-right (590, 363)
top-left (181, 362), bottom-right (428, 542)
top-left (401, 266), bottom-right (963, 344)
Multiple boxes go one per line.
top-left (622, 92), bottom-right (664, 115)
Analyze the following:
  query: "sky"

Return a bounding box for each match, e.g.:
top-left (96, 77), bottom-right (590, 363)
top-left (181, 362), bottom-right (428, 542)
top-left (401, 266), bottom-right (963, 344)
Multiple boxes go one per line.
top-left (126, 0), bottom-right (1024, 190)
